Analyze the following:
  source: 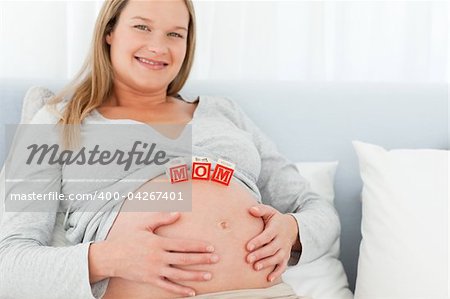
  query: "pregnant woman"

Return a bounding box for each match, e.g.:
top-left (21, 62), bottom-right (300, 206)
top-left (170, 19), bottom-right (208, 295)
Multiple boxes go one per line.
top-left (0, 0), bottom-right (340, 298)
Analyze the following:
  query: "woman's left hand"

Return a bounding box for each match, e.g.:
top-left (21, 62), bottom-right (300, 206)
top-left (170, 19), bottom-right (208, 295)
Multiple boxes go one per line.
top-left (246, 204), bottom-right (298, 282)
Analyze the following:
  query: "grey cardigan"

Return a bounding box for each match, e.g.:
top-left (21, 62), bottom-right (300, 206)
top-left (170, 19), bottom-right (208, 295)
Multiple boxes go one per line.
top-left (0, 95), bottom-right (340, 299)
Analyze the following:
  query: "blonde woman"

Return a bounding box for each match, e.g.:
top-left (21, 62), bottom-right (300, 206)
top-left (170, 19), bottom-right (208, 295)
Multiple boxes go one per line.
top-left (0, 0), bottom-right (339, 298)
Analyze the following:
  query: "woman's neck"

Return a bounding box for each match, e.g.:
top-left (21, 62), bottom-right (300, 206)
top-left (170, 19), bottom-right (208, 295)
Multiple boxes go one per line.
top-left (106, 82), bottom-right (172, 109)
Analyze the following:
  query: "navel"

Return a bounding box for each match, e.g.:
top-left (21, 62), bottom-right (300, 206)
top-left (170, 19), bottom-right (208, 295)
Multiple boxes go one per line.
top-left (218, 220), bottom-right (230, 230)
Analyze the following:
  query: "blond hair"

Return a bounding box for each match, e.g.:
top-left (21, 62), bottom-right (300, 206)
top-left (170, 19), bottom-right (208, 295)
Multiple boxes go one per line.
top-left (49, 0), bottom-right (196, 148)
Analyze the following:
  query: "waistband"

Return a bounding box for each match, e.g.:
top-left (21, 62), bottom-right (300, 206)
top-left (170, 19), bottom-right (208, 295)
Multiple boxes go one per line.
top-left (179, 282), bottom-right (311, 299)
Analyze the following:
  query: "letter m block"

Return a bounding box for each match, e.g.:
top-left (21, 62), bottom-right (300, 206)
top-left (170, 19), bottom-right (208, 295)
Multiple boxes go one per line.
top-left (166, 158), bottom-right (189, 184)
top-left (211, 159), bottom-right (235, 186)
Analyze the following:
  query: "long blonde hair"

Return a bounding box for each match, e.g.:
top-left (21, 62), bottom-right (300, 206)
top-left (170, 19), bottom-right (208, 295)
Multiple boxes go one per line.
top-left (49, 0), bottom-right (196, 148)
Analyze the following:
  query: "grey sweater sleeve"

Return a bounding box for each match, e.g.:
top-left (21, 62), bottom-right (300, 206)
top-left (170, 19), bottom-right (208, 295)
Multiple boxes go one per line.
top-left (0, 106), bottom-right (97, 299)
top-left (222, 97), bottom-right (341, 266)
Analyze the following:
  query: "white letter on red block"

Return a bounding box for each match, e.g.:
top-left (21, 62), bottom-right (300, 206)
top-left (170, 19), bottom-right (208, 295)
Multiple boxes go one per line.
top-left (211, 159), bottom-right (235, 186)
top-left (192, 156), bottom-right (211, 180)
top-left (166, 158), bottom-right (189, 184)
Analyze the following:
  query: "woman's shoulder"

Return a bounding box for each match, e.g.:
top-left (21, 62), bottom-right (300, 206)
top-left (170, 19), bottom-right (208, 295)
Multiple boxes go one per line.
top-left (202, 95), bottom-right (248, 125)
top-left (181, 94), bottom-right (249, 125)
top-left (21, 85), bottom-right (67, 124)
top-left (178, 93), bottom-right (241, 112)
top-left (29, 102), bottom-right (66, 125)
top-left (203, 95), bottom-right (234, 106)
top-left (201, 95), bottom-right (243, 114)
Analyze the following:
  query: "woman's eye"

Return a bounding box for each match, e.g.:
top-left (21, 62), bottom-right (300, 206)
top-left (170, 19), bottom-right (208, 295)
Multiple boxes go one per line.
top-left (168, 32), bottom-right (184, 38)
top-left (134, 25), bottom-right (150, 31)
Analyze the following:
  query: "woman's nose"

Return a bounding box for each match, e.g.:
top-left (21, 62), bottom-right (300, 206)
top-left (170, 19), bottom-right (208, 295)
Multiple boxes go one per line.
top-left (145, 33), bottom-right (168, 55)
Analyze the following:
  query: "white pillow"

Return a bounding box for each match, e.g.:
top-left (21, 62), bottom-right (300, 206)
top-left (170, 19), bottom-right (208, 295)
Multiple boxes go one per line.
top-left (352, 140), bottom-right (448, 299)
top-left (282, 161), bottom-right (354, 299)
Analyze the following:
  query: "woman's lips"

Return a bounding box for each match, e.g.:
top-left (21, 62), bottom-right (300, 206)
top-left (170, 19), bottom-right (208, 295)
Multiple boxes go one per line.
top-left (135, 57), bottom-right (168, 70)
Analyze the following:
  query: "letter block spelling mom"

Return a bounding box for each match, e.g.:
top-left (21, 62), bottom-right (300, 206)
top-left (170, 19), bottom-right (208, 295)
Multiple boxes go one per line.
top-left (192, 156), bottom-right (212, 180)
top-left (166, 158), bottom-right (189, 183)
top-left (211, 159), bottom-right (235, 186)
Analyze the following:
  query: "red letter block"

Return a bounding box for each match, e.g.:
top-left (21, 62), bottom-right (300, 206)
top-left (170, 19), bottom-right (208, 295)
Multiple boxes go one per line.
top-left (211, 159), bottom-right (235, 186)
top-left (192, 156), bottom-right (212, 180)
top-left (166, 158), bottom-right (189, 184)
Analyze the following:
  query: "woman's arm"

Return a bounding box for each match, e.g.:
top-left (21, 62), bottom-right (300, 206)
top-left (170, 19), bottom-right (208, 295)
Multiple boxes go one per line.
top-left (224, 97), bottom-right (341, 266)
top-left (88, 241), bottom-right (113, 283)
top-left (0, 107), bottom-right (99, 299)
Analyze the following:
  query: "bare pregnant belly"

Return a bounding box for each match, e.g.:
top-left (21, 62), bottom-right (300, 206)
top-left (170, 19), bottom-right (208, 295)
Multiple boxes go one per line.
top-left (103, 174), bottom-right (282, 299)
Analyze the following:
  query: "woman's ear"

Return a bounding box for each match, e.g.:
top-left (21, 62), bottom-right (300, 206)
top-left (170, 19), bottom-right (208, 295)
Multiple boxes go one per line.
top-left (106, 33), bottom-right (112, 45)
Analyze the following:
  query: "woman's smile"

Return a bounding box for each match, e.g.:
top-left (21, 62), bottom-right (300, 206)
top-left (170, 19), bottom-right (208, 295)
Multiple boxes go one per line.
top-left (135, 56), bottom-right (168, 70)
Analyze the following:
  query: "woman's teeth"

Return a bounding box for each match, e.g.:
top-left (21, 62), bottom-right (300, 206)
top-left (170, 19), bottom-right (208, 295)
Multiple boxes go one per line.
top-left (137, 57), bottom-right (165, 65)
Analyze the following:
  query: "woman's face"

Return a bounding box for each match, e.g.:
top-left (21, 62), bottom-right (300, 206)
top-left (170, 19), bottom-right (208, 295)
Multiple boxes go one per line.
top-left (106, 0), bottom-right (189, 93)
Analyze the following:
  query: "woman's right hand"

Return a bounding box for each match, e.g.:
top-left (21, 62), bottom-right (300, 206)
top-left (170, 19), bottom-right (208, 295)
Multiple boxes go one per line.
top-left (89, 212), bottom-right (219, 297)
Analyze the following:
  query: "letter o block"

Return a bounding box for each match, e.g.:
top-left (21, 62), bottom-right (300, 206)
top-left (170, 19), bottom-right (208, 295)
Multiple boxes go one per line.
top-left (192, 156), bottom-right (212, 180)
